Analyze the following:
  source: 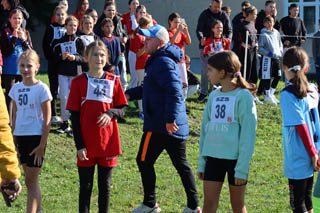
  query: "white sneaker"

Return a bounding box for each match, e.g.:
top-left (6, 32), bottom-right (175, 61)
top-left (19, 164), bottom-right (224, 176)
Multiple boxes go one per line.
top-left (182, 207), bottom-right (202, 213)
top-left (271, 94), bottom-right (279, 104)
top-left (51, 116), bottom-right (63, 125)
top-left (132, 203), bottom-right (161, 213)
top-left (264, 95), bottom-right (277, 105)
top-left (254, 97), bottom-right (263, 104)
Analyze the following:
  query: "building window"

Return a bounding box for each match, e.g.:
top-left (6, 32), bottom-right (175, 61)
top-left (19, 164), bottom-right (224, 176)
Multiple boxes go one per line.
top-left (284, 0), bottom-right (319, 35)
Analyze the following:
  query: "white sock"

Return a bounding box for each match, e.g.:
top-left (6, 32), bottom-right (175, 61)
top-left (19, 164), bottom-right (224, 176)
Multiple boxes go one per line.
top-left (270, 88), bottom-right (276, 96)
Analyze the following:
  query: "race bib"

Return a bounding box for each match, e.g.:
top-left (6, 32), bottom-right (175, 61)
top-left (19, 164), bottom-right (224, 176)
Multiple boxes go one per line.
top-left (53, 27), bottom-right (66, 40)
top-left (261, 56), bottom-right (271, 80)
top-left (86, 76), bottom-right (115, 103)
top-left (61, 41), bottom-right (77, 54)
top-left (80, 35), bottom-right (95, 46)
top-left (211, 95), bottom-right (237, 123)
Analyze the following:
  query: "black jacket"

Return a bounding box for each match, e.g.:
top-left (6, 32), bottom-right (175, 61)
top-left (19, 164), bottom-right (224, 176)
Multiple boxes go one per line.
top-left (42, 22), bottom-right (66, 60)
top-left (196, 8), bottom-right (232, 48)
top-left (52, 34), bottom-right (85, 76)
top-left (280, 16), bottom-right (307, 47)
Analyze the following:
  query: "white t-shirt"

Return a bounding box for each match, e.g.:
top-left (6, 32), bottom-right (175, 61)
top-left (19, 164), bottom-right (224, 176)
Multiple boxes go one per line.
top-left (9, 81), bottom-right (52, 136)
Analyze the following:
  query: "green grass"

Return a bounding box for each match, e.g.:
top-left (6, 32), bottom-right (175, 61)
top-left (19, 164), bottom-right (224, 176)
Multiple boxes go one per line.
top-left (2, 73), bottom-right (312, 212)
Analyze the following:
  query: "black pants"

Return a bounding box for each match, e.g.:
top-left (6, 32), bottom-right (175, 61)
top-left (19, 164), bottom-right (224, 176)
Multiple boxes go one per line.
top-left (136, 132), bottom-right (199, 209)
top-left (239, 47), bottom-right (258, 84)
top-left (257, 58), bottom-right (281, 95)
top-left (48, 60), bottom-right (59, 116)
top-left (288, 177), bottom-right (314, 213)
top-left (78, 165), bottom-right (113, 213)
top-left (1, 74), bottom-right (22, 115)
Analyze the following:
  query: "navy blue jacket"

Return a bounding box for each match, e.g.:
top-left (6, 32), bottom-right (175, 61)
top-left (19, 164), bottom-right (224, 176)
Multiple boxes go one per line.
top-left (126, 43), bottom-right (188, 139)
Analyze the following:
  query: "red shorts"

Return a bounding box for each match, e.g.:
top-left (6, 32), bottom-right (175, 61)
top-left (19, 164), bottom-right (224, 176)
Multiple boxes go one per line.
top-left (77, 155), bottom-right (117, 167)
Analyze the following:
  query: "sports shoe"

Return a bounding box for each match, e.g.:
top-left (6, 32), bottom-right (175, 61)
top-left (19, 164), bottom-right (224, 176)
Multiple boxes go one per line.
top-left (56, 121), bottom-right (71, 134)
top-left (182, 207), bottom-right (202, 213)
top-left (271, 94), bottom-right (279, 104)
top-left (264, 95), bottom-right (277, 105)
top-left (51, 116), bottom-right (63, 125)
top-left (132, 203), bottom-right (161, 213)
top-left (254, 97), bottom-right (263, 104)
top-left (196, 93), bottom-right (207, 103)
top-left (138, 112), bottom-right (144, 120)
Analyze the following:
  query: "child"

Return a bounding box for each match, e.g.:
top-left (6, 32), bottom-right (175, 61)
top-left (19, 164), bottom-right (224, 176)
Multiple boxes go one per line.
top-left (185, 55), bottom-right (200, 99)
top-left (281, 47), bottom-right (320, 212)
top-left (73, 0), bottom-right (89, 22)
top-left (43, 5), bottom-right (67, 125)
top-left (85, 8), bottom-right (98, 25)
top-left (258, 16), bottom-right (283, 105)
top-left (51, 0), bottom-right (69, 23)
top-left (0, 9), bottom-right (32, 115)
top-left (66, 40), bottom-right (127, 213)
top-left (203, 20), bottom-right (231, 57)
top-left (79, 15), bottom-right (98, 47)
top-left (198, 51), bottom-right (257, 212)
top-left (9, 49), bottom-right (52, 213)
top-left (100, 18), bottom-right (121, 76)
top-left (168, 12), bottom-right (191, 99)
top-left (53, 16), bottom-right (85, 135)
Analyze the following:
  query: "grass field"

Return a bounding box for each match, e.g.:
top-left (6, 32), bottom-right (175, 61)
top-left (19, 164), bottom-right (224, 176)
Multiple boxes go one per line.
top-left (2, 73), bottom-right (318, 213)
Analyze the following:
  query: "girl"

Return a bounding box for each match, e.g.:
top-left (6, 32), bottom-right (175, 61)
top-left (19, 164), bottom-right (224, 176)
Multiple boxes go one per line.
top-left (203, 20), bottom-right (231, 57)
top-left (85, 8), bottom-right (98, 25)
top-left (0, 0), bottom-right (29, 29)
top-left (73, 0), bottom-right (89, 22)
top-left (0, 9), bottom-right (32, 115)
top-left (9, 49), bottom-right (52, 213)
top-left (42, 5), bottom-right (67, 125)
top-left (281, 47), bottom-right (320, 213)
top-left (198, 51), bottom-right (257, 212)
top-left (66, 40), bottom-right (127, 213)
top-left (168, 12), bottom-right (191, 99)
top-left (53, 16), bottom-right (85, 135)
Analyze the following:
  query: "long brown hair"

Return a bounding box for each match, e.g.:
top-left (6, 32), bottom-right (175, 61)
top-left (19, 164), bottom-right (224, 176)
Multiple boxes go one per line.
top-left (283, 47), bottom-right (310, 99)
top-left (208, 51), bottom-right (256, 96)
top-left (211, 20), bottom-right (226, 49)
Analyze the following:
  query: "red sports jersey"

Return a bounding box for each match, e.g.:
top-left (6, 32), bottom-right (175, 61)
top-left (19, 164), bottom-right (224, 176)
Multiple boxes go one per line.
top-left (203, 37), bottom-right (231, 56)
top-left (66, 73), bottom-right (127, 163)
top-left (168, 30), bottom-right (189, 63)
top-left (131, 34), bottom-right (149, 70)
top-left (121, 12), bottom-right (134, 36)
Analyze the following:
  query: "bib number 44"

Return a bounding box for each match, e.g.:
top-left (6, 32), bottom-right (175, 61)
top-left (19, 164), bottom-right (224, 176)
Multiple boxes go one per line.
top-left (93, 85), bottom-right (107, 97)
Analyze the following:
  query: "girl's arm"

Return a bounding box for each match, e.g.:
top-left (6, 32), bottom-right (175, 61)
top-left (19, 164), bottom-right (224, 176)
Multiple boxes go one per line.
top-left (70, 111), bottom-right (85, 150)
top-left (170, 27), bottom-right (182, 44)
top-left (296, 124), bottom-right (318, 157)
top-left (22, 30), bottom-right (33, 50)
top-left (0, 29), bottom-right (17, 57)
top-left (183, 25), bottom-right (191, 45)
top-left (136, 46), bottom-right (145, 57)
top-left (11, 101), bottom-right (17, 135)
top-left (29, 100), bottom-right (51, 166)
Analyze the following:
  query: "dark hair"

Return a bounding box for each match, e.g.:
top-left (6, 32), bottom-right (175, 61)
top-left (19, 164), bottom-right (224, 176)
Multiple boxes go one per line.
top-left (7, 0), bottom-right (20, 9)
top-left (133, 15), bottom-right (152, 37)
top-left (244, 5), bottom-right (257, 17)
top-left (241, 1), bottom-right (250, 8)
top-left (85, 8), bottom-right (97, 15)
top-left (136, 5), bottom-right (146, 14)
top-left (208, 51), bottom-right (256, 96)
top-left (168, 12), bottom-right (180, 27)
top-left (211, 0), bottom-right (222, 3)
top-left (265, 0), bottom-right (275, 6)
top-left (75, 0), bottom-right (88, 14)
top-left (221, 6), bottom-right (231, 12)
top-left (104, 2), bottom-right (116, 10)
top-left (263, 15), bottom-right (274, 24)
top-left (101, 17), bottom-right (113, 28)
top-left (128, 0), bottom-right (135, 4)
top-left (289, 3), bottom-right (299, 10)
top-left (283, 47), bottom-right (310, 99)
top-left (211, 20), bottom-right (227, 49)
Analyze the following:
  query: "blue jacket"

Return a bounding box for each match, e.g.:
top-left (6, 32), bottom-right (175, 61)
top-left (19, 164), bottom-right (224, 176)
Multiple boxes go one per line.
top-left (127, 43), bottom-right (188, 139)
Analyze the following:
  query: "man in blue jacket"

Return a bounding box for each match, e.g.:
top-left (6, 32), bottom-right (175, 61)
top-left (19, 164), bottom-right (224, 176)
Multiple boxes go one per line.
top-left (126, 24), bottom-right (201, 213)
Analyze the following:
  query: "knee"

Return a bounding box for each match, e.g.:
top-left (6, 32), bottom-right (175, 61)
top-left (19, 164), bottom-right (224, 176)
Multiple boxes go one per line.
top-left (25, 176), bottom-right (38, 189)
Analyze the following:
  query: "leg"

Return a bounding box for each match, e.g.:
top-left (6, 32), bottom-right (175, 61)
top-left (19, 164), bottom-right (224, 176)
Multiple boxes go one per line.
top-left (97, 165), bottom-right (113, 213)
top-left (178, 63), bottom-right (188, 100)
top-left (136, 69), bottom-right (145, 114)
top-left (58, 75), bottom-right (70, 122)
top-left (199, 48), bottom-right (209, 96)
top-left (23, 165), bottom-right (42, 213)
top-left (203, 181), bottom-right (223, 213)
top-left (119, 55), bottom-right (128, 91)
top-left (47, 61), bottom-right (59, 117)
top-left (305, 177), bottom-right (314, 213)
top-left (128, 51), bottom-right (138, 89)
top-left (229, 184), bottom-right (247, 213)
top-left (187, 85), bottom-right (199, 98)
top-left (78, 166), bottom-right (95, 213)
top-left (288, 178), bottom-right (309, 213)
top-left (165, 137), bottom-right (198, 209)
top-left (136, 132), bottom-right (165, 207)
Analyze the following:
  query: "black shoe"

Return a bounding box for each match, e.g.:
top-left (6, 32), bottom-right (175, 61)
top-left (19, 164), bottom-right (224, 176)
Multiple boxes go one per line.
top-left (56, 121), bottom-right (71, 134)
top-left (186, 107), bottom-right (190, 114)
top-left (196, 93), bottom-right (207, 102)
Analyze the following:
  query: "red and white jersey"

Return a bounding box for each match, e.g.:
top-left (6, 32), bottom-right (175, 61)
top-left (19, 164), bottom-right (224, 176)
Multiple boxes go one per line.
top-left (203, 37), bottom-right (231, 56)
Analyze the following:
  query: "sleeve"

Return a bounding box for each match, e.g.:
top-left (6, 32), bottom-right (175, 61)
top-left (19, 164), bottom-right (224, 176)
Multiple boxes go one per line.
top-left (131, 14), bottom-right (138, 31)
top-left (196, 12), bottom-right (205, 42)
top-left (181, 31), bottom-right (188, 44)
top-left (153, 59), bottom-right (184, 123)
top-left (40, 84), bottom-right (53, 103)
top-left (280, 91), bottom-right (306, 126)
top-left (223, 15), bottom-right (233, 39)
top-left (105, 106), bottom-right (126, 119)
top-left (0, 29), bottom-right (17, 57)
top-left (234, 91), bottom-right (257, 180)
top-left (301, 19), bottom-right (307, 40)
top-left (225, 38), bottom-right (231, 50)
top-left (203, 44), bottom-right (210, 56)
top-left (198, 95), bottom-right (213, 172)
top-left (295, 124), bottom-right (318, 157)
top-left (22, 30), bottom-right (33, 50)
top-left (239, 26), bottom-right (247, 47)
top-left (74, 38), bottom-right (85, 63)
top-left (70, 111), bottom-right (85, 150)
top-left (125, 85), bottom-right (143, 101)
top-left (0, 82), bottom-right (21, 180)
top-left (42, 26), bottom-right (53, 59)
top-left (53, 41), bottom-right (63, 62)
top-left (258, 33), bottom-right (269, 56)
top-left (8, 85), bottom-right (15, 101)
top-left (66, 78), bottom-right (81, 112)
top-left (113, 76), bottom-right (128, 107)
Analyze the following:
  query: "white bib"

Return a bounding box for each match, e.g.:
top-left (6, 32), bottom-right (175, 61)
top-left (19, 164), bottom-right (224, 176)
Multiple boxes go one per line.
top-left (211, 94), bottom-right (238, 123)
top-left (261, 56), bottom-right (271, 80)
top-left (61, 41), bottom-right (77, 54)
top-left (80, 35), bottom-right (95, 46)
top-left (53, 27), bottom-right (66, 40)
top-left (85, 74), bottom-right (116, 104)
top-left (16, 87), bottom-right (37, 121)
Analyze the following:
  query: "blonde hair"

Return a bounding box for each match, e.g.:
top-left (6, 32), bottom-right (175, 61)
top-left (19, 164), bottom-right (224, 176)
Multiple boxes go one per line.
top-left (85, 40), bottom-right (110, 65)
top-left (18, 49), bottom-right (40, 67)
top-left (66, 16), bottom-right (79, 26)
top-left (80, 14), bottom-right (93, 29)
top-left (53, 5), bottom-right (67, 16)
top-left (9, 9), bottom-right (23, 19)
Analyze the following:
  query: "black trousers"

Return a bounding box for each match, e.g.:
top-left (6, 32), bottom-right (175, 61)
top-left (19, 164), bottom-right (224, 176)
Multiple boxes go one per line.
top-left (47, 60), bottom-right (59, 116)
top-left (257, 58), bottom-right (281, 95)
top-left (136, 132), bottom-right (199, 209)
top-left (239, 47), bottom-right (258, 84)
top-left (78, 165), bottom-right (113, 213)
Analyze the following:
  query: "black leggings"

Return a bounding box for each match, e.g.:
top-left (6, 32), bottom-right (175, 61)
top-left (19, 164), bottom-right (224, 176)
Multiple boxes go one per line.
top-left (288, 176), bottom-right (314, 213)
top-left (78, 165), bottom-right (113, 213)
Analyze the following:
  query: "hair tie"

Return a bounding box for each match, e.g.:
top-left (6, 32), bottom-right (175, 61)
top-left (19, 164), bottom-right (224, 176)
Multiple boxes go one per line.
top-left (287, 65), bottom-right (301, 72)
top-left (233, 71), bottom-right (242, 78)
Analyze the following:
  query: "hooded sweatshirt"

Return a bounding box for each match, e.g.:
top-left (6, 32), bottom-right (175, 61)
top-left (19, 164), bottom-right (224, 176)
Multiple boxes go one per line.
top-left (258, 28), bottom-right (283, 59)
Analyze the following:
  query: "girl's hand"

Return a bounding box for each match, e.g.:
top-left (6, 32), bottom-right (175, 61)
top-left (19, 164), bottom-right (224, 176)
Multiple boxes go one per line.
top-left (234, 177), bottom-right (247, 186)
top-left (62, 52), bottom-right (69, 60)
top-left (177, 23), bottom-right (184, 32)
top-left (97, 113), bottom-right (111, 127)
top-left (201, 37), bottom-right (206, 46)
top-left (198, 172), bottom-right (204, 180)
top-left (17, 29), bottom-right (25, 41)
top-left (12, 29), bottom-right (18, 38)
top-left (77, 148), bottom-right (89, 161)
top-left (29, 143), bottom-right (46, 166)
top-left (312, 155), bottom-right (319, 171)
top-left (67, 54), bottom-right (76, 61)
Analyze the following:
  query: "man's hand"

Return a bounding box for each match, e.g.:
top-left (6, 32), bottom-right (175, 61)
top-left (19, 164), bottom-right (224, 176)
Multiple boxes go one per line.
top-left (166, 122), bottom-right (179, 134)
